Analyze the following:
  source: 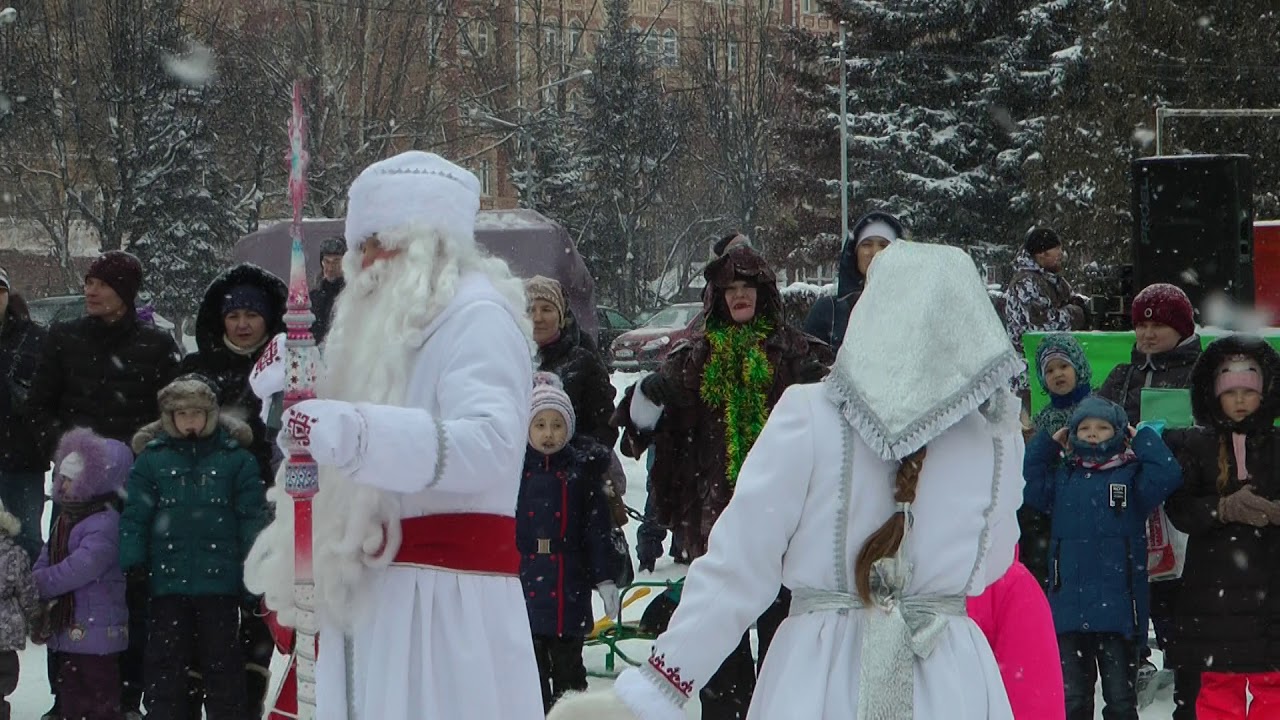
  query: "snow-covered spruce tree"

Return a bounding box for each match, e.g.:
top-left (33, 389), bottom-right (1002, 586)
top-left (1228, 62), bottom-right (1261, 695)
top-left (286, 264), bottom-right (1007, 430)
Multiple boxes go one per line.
top-left (1031, 1), bottom-right (1280, 282)
top-left (128, 82), bottom-right (242, 321)
top-left (511, 100), bottom-right (591, 242)
top-left (572, 0), bottom-right (687, 315)
top-left (775, 0), bottom-right (1092, 259)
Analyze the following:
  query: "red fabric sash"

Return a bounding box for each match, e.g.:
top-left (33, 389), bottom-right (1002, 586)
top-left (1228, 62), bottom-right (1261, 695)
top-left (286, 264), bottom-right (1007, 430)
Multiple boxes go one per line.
top-left (391, 513), bottom-right (519, 576)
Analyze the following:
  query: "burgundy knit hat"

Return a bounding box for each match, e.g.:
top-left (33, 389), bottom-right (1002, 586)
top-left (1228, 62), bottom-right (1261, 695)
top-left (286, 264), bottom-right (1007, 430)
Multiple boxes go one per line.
top-left (85, 251), bottom-right (143, 308)
top-left (1132, 283), bottom-right (1195, 339)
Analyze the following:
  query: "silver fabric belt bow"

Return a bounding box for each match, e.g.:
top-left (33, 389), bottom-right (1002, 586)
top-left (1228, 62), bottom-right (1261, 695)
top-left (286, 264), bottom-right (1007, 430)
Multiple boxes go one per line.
top-left (789, 585), bottom-right (966, 720)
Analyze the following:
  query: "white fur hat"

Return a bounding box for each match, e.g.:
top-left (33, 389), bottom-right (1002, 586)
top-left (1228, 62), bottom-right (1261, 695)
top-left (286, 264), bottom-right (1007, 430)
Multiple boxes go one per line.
top-left (344, 151), bottom-right (482, 250)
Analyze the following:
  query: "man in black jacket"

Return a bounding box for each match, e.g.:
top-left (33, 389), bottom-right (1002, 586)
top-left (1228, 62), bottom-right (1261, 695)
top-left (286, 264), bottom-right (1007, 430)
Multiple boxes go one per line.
top-left (310, 236), bottom-right (346, 342)
top-left (0, 268), bottom-right (49, 563)
top-left (25, 250), bottom-right (180, 720)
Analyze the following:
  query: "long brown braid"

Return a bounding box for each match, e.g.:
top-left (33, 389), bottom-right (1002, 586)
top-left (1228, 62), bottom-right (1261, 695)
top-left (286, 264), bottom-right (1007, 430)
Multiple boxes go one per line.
top-left (854, 447), bottom-right (927, 604)
top-left (1216, 436), bottom-right (1231, 493)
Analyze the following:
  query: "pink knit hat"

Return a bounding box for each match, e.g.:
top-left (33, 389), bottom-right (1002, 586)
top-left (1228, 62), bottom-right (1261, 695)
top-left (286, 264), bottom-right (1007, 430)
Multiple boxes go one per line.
top-left (530, 372), bottom-right (576, 438)
top-left (1215, 354), bottom-right (1263, 397)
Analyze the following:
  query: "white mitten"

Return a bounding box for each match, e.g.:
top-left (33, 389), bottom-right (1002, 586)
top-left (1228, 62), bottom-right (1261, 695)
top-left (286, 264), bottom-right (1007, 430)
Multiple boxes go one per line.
top-left (249, 333), bottom-right (287, 402)
top-left (278, 399), bottom-right (366, 471)
top-left (549, 669), bottom-right (683, 720)
top-left (597, 581), bottom-right (621, 620)
top-left (547, 690), bottom-right (642, 720)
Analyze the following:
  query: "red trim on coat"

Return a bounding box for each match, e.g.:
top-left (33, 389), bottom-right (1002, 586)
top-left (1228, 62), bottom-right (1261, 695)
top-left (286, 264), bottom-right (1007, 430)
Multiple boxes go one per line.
top-left (391, 513), bottom-right (520, 576)
top-left (557, 469), bottom-right (569, 635)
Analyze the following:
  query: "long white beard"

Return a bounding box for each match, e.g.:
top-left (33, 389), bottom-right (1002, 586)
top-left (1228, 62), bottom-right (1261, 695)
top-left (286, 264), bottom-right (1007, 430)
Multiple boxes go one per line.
top-left (245, 225), bottom-right (531, 629)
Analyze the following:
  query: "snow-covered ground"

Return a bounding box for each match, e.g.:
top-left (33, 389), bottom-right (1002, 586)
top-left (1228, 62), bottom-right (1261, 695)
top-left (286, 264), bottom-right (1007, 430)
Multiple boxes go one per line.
top-left (9, 371), bottom-right (1177, 717)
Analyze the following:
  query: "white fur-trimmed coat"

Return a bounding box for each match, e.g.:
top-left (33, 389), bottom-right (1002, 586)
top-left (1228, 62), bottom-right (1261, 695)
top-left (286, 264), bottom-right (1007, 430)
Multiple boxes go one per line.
top-left (246, 271), bottom-right (544, 720)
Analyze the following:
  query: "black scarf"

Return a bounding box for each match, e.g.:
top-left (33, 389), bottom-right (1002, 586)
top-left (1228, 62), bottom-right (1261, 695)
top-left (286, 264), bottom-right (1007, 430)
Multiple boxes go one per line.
top-left (39, 495), bottom-right (115, 640)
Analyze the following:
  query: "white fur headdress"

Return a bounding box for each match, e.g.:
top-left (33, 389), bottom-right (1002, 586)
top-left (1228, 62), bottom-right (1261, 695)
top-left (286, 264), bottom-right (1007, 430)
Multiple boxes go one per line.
top-left (344, 151), bottom-right (481, 251)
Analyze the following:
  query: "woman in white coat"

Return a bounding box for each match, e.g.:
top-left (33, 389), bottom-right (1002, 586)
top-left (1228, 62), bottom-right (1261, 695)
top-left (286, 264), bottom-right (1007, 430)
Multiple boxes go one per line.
top-left (549, 240), bottom-right (1026, 720)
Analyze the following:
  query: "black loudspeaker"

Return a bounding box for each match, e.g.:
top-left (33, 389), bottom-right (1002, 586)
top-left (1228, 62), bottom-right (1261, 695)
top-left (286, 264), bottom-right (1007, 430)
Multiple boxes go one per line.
top-left (1131, 154), bottom-right (1254, 314)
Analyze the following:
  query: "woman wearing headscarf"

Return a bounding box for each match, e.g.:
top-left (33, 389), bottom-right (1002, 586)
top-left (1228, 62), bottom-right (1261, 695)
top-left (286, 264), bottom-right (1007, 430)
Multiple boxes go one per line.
top-left (803, 211), bottom-right (905, 352)
top-left (608, 244), bottom-right (832, 718)
top-left (552, 241), bottom-right (1025, 720)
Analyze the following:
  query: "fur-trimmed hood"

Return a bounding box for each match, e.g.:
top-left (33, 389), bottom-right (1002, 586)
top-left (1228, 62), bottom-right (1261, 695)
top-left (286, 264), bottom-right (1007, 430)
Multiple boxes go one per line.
top-left (53, 428), bottom-right (133, 502)
top-left (0, 504), bottom-right (19, 538)
top-left (1191, 334), bottom-right (1280, 433)
top-left (194, 263), bottom-right (288, 356)
top-left (131, 414), bottom-right (254, 455)
top-left (702, 245), bottom-right (783, 326)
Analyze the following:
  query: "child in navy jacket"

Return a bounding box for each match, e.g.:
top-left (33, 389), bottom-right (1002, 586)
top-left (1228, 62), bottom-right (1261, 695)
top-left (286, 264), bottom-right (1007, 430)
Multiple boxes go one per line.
top-left (1023, 395), bottom-right (1182, 720)
top-left (518, 373), bottom-right (621, 712)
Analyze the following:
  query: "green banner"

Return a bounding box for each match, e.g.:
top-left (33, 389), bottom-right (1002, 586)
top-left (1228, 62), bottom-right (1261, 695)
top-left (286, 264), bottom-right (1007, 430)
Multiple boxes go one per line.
top-left (1023, 331), bottom-right (1280, 415)
top-left (1140, 388), bottom-right (1194, 428)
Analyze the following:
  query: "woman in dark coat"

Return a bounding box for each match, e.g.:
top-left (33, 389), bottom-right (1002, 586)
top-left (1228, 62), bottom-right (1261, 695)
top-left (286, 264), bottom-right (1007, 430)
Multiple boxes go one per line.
top-left (1164, 335), bottom-right (1280, 717)
top-left (525, 275), bottom-right (617, 449)
top-left (0, 283), bottom-right (49, 563)
top-left (176, 262), bottom-right (285, 719)
top-left (612, 245), bottom-right (831, 719)
top-left (179, 263), bottom-right (287, 485)
top-left (802, 211), bottom-right (904, 351)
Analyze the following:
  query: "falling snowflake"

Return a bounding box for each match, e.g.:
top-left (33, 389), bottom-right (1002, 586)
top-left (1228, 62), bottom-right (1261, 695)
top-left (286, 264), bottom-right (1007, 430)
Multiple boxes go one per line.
top-left (0, 7), bottom-right (16, 24)
top-left (1132, 127), bottom-right (1156, 149)
top-left (162, 43), bottom-right (217, 87)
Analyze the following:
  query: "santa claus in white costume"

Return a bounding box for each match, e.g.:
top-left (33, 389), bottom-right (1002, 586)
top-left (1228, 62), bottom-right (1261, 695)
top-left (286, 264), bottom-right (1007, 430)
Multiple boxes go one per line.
top-left (245, 150), bottom-right (545, 719)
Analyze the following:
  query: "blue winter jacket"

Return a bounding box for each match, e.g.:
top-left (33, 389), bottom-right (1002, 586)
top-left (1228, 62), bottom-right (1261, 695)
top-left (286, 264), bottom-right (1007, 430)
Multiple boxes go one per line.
top-left (517, 439), bottom-right (619, 638)
top-left (1023, 426), bottom-right (1182, 639)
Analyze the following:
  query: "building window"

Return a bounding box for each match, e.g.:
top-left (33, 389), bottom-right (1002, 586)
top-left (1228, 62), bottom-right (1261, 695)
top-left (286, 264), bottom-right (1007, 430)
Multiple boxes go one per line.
top-left (478, 160), bottom-right (493, 197)
top-left (704, 38), bottom-right (717, 70)
top-left (543, 26), bottom-right (560, 55)
top-left (662, 29), bottom-right (678, 66)
top-left (566, 89), bottom-right (583, 113)
top-left (802, 0), bottom-right (812, 12)
top-left (474, 24), bottom-right (490, 56)
top-left (727, 39), bottom-right (740, 71)
top-left (644, 31), bottom-right (660, 59)
top-left (568, 22), bottom-right (583, 56)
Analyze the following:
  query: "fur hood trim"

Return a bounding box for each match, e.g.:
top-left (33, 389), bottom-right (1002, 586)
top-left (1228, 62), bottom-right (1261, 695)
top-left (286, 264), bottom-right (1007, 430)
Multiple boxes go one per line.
top-left (0, 508), bottom-right (19, 539)
top-left (131, 414), bottom-right (254, 455)
top-left (53, 428), bottom-right (133, 502)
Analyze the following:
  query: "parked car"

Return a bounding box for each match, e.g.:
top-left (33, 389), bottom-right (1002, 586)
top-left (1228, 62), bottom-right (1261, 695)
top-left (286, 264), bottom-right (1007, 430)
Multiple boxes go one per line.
top-left (26, 295), bottom-right (197, 353)
top-left (610, 302), bottom-right (704, 371)
top-left (596, 306), bottom-right (635, 359)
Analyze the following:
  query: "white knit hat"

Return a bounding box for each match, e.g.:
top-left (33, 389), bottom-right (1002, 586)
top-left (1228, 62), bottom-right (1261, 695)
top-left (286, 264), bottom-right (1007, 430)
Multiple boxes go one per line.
top-left (344, 151), bottom-right (482, 250)
top-left (530, 372), bottom-right (576, 439)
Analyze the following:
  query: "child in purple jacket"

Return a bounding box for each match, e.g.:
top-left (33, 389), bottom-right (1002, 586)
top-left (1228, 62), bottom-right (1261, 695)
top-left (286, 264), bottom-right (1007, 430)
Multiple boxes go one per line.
top-left (33, 428), bottom-right (133, 720)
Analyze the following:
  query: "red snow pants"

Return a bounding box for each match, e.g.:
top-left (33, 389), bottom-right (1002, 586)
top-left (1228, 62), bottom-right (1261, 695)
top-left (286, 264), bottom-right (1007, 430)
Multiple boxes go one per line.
top-left (1197, 671), bottom-right (1280, 719)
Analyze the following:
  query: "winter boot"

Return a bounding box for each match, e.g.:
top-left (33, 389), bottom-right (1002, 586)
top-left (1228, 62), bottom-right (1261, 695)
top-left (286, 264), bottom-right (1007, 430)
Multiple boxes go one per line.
top-left (1136, 660), bottom-right (1160, 708)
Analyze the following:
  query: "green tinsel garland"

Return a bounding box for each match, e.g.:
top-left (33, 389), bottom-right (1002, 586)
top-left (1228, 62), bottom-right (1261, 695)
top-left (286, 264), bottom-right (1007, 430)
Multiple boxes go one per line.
top-left (700, 317), bottom-right (775, 489)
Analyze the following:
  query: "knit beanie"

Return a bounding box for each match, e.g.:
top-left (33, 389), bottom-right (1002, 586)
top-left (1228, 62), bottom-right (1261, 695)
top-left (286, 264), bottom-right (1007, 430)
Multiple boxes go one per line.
top-left (1132, 283), bottom-right (1195, 340)
top-left (320, 236), bottom-right (347, 258)
top-left (85, 250), bottom-right (143, 308)
top-left (1024, 227), bottom-right (1062, 256)
top-left (1035, 332), bottom-right (1092, 399)
top-left (158, 374), bottom-right (221, 439)
top-left (1216, 354), bottom-right (1264, 397)
top-left (221, 284), bottom-right (271, 318)
top-left (530, 372), bottom-right (575, 439)
top-left (524, 276), bottom-right (567, 329)
top-left (1068, 396), bottom-right (1128, 456)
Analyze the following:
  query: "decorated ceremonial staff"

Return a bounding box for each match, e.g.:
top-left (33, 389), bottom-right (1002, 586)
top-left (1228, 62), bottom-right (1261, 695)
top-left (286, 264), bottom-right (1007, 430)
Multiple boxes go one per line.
top-left (281, 80), bottom-right (320, 719)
